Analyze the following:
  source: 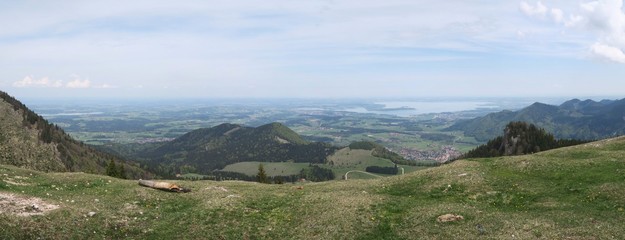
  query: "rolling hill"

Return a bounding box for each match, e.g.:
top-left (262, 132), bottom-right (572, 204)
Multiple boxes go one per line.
top-left (135, 122), bottom-right (339, 176)
top-left (1, 136), bottom-right (624, 239)
top-left (0, 91), bottom-right (150, 179)
top-left (449, 98), bottom-right (625, 142)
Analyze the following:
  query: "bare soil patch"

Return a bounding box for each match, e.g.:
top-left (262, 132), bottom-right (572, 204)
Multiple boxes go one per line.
top-left (0, 192), bottom-right (59, 217)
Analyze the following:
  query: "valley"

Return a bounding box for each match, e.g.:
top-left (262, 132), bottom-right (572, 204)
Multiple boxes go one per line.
top-left (27, 98), bottom-right (537, 163)
top-left (2, 91), bottom-right (624, 239)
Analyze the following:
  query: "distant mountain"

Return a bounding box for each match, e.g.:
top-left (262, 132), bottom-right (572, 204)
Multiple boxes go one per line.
top-left (0, 91), bottom-right (150, 179)
top-left (448, 98), bottom-right (625, 142)
top-left (459, 121), bottom-right (588, 159)
top-left (136, 122), bottom-right (339, 176)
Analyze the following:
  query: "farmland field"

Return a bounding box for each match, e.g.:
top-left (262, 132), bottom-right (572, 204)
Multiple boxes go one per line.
top-left (221, 162), bottom-right (311, 177)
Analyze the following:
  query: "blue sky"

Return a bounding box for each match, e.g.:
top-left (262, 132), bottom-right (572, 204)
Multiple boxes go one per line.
top-left (1, 0), bottom-right (625, 99)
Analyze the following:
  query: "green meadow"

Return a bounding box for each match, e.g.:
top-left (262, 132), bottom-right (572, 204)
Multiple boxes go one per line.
top-left (1, 137), bottom-right (625, 239)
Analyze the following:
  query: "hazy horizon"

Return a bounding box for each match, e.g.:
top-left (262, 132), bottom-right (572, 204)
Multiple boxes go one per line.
top-left (2, 1), bottom-right (625, 99)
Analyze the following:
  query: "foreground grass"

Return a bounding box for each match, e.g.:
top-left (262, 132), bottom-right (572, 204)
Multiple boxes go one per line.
top-left (1, 137), bottom-right (625, 239)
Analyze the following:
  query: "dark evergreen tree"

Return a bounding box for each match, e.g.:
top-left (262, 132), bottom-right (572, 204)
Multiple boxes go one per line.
top-left (457, 121), bottom-right (590, 160)
top-left (106, 159), bottom-right (119, 177)
top-left (365, 166), bottom-right (399, 175)
top-left (118, 164), bottom-right (126, 179)
top-left (257, 164), bottom-right (269, 184)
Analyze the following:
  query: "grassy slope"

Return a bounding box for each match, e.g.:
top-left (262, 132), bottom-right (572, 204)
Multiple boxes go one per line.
top-left (219, 148), bottom-right (427, 180)
top-left (1, 137), bottom-right (625, 239)
top-left (327, 148), bottom-right (426, 179)
top-left (221, 162), bottom-right (311, 177)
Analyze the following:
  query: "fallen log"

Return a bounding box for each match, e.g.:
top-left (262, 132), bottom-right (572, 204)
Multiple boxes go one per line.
top-left (138, 179), bottom-right (191, 193)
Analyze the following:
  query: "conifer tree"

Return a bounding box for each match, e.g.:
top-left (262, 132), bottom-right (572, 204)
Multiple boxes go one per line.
top-left (257, 164), bottom-right (268, 184)
top-left (118, 163), bottom-right (126, 179)
top-left (106, 159), bottom-right (118, 177)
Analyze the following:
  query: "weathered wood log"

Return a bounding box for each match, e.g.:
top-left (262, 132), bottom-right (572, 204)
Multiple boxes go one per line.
top-left (138, 179), bottom-right (191, 193)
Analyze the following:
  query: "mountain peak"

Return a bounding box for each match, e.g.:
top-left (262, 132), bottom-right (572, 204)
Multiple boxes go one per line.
top-left (450, 97), bottom-right (625, 141)
top-left (255, 122), bottom-right (308, 145)
top-left (142, 122), bottom-right (332, 174)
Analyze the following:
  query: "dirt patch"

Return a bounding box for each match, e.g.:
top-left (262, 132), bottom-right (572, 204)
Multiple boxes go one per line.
top-left (0, 192), bottom-right (59, 217)
top-left (1, 174), bottom-right (31, 186)
top-left (437, 213), bottom-right (464, 223)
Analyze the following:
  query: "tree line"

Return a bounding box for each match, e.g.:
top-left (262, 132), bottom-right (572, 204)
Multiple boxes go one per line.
top-left (457, 121), bottom-right (590, 159)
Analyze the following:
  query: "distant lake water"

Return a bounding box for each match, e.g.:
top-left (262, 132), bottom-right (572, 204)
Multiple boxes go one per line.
top-left (344, 101), bottom-right (500, 117)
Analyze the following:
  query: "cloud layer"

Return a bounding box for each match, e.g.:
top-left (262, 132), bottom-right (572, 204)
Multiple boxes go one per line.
top-left (12, 76), bottom-right (63, 88)
top-left (12, 75), bottom-right (107, 89)
top-left (520, 0), bottom-right (625, 63)
top-left (1, 1), bottom-right (624, 98)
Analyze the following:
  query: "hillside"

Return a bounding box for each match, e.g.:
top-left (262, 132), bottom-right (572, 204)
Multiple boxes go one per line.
top-left (135, 123), bottom-right (339, 176)
top-left (2, 136), bottom-right (625, 238)
top-left (460, 121), bottom-right (588, 159)
top-left (0, 91), bottom-right (150, 179)
top-left (348, 141), bottom-right (410, 165)
top-left (449, 98), bottom-right (625, 141)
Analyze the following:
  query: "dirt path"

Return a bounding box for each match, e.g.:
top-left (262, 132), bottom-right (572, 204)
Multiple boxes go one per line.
top-left (344, 170), bottom-right (382, 180)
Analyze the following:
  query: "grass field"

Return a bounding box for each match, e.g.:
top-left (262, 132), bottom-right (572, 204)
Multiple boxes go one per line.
top-left (327, 148), bottom-right (428, 179)
top-left (2, 137), bottom-right (625, 239)
top-left (217, 148), bottom-right (429, 180)
top-left (221, 162), bottom-right (311, 177)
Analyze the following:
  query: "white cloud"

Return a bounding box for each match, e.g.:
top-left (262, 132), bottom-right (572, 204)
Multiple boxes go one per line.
top-left (65, 77), bottom-right (91, 88)
top-left (520, 1), bottom-right (548, 17)
top-left (565, 14), bottom-right (584, 27)
top-left (591, 43), bottom-right (625, 63)
top-left (11, 75), bottom-right (111, 89)
top-left (551, 8), bottom-right (564, 23)
top-left (94, 84), bottom-right (116, 89)
top-left (578, 0), bottom-right (625, 63)
top-left (12, 76), bottom-right (62, 88)
top-left (521, 0), bottom-right (625, 64)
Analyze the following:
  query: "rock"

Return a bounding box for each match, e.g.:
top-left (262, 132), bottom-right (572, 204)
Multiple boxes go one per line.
top-left (476, 224), bottom-right (485, 235)
top-left (87, 211), bottom-right (96, 217)
top-left (437, 214), bottom-right (464, 223)
top-left (25, 204), bottom-right (41, 212)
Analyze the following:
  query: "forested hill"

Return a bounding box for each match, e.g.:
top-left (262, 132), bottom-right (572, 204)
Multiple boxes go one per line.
top-left (459, 121), bottom-right (588, 159)
top-left (137, 122), bottom-right (339, 176)
top-left (0, 91), bottom-right (150, 179)
top-left (448, 98), bottom-right (625, 141)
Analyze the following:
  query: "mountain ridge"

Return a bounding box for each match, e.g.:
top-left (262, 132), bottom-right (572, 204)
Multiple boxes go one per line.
top-left (449, 98), bottom-right (625, 141)
top-left (0, 90), bottom-right (150, 179)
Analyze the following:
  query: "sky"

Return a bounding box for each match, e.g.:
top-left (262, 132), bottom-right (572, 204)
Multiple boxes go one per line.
top-left (1, 0), bottom-right (625, 100)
